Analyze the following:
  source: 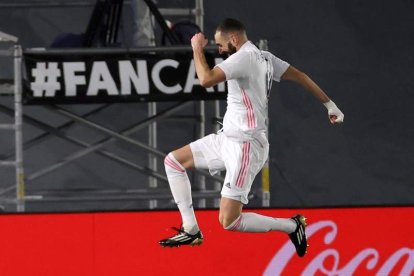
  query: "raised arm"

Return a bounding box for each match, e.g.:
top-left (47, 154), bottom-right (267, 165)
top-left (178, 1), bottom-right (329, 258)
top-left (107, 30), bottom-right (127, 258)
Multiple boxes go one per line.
top-left (191, 33), bottom-right (226, 88)
top-left (281, 65), bottom-right (344, 124)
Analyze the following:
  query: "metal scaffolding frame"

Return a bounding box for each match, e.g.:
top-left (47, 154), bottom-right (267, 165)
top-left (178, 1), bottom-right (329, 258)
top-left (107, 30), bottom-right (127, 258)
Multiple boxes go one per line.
top-left (0, 0), bottom-right (230, 212)
top-left (0, 32), bottom-right (25, 212)
top-left (0, 0), bottom-right (271, 212)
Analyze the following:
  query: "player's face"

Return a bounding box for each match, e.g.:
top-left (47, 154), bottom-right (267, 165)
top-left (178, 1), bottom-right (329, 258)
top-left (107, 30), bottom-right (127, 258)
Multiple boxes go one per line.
top-left (214, 31), bottom-right (237, 56)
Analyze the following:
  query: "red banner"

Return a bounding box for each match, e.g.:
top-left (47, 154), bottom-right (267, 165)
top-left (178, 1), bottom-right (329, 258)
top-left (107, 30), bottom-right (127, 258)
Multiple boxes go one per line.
top-left (0, 207), bottom-right (413, 275)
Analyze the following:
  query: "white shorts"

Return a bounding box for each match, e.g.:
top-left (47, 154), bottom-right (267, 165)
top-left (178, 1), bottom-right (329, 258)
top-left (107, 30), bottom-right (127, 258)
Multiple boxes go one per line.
top-left (189, 131), bottom-right (269, 204)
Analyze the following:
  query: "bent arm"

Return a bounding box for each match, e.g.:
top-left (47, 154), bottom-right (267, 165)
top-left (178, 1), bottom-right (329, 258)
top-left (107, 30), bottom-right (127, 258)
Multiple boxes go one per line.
top-left (281, 65), bottom-right (330, 103)
top-left (192, 47), bottom-right (226, 88)
top-left (281, 65), bottom-right (344, 124)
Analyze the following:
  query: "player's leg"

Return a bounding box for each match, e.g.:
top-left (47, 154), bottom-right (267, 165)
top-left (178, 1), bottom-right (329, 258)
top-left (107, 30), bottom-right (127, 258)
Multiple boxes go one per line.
top-left (219, 195), bottom-right (308, 257)
top-left (160, 134), bottom-right (224, 247)
top-left (164, 145), bottom-right (199, 232)
top-left (221, 203), bottom-right (308, 257)
top-left (219, 196), bottom-right (296, 233)
top-left (219, 137), bottom-right (308, 256)
top-left (170, 144), bottom-right (195, 169)
top-left (219, 197), bottom-right (243, 228)
top-left (160, 145), bottom-right (203, 247)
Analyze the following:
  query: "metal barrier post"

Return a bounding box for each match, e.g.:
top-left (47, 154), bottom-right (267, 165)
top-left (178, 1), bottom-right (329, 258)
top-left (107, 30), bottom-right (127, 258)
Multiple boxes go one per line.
top-left (259, 39), bottom-right (270, 207)
top-left (148, 102), bottom-right (158, 209)
top-left (14, 45), bottom-right (25, 212)
top-left (195, 0), bottom-right (206, 208)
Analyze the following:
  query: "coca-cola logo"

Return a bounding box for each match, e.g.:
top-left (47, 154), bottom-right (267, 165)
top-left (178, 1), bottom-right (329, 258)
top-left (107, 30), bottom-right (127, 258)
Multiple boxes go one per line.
top-left (264, 221), bottom-right (414, 275)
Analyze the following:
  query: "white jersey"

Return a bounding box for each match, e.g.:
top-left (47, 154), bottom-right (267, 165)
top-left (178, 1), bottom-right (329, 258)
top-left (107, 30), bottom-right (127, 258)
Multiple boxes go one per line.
top-left (215, 41), bottom-right (290, 142)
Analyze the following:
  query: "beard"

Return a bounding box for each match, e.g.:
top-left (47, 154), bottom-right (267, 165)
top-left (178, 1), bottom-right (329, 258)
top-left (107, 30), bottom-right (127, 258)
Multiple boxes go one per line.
top-left (227, 42), bottom-right (237, 55)
top-left (220, 42), bottom-right (237, 59)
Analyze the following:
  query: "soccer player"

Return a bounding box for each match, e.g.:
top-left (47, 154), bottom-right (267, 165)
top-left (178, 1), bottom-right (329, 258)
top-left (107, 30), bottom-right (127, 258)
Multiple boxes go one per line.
top-left (159, 18), bottom-right (344, 257)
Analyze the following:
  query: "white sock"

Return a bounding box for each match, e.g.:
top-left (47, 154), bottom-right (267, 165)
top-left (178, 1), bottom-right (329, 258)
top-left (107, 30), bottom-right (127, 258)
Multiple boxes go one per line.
top-left (164, 153), bottom-right (199, 234)
top-left (225, 213), bottom-right (296, 233)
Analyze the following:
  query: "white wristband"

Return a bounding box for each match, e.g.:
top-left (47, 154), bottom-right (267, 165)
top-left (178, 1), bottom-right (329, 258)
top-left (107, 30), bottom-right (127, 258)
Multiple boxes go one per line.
top-left (323, 100), bottom-right (337, 110)
top-left (323, 100), bottom-right (344, 123)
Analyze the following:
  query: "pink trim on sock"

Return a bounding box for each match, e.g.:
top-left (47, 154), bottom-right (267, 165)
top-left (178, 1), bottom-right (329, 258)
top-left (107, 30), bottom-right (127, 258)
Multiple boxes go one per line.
top-left (164, 155), bottom-right (184, 172)
top-left (168, 153), bottom-right (185, 169)
top-left (228, 215), bottom-right (243, 231)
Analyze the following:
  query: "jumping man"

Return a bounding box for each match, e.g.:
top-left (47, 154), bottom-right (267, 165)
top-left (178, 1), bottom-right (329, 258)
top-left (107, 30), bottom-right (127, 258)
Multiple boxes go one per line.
top-left (159, 18), bottom-right (344, 257)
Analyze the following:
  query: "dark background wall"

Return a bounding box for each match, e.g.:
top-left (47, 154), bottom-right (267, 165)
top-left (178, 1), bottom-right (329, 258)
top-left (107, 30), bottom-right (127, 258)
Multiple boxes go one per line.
top-left (206, 0), bottom-right (414, 207)
top-left (0, 0), bottom-right (413, 211)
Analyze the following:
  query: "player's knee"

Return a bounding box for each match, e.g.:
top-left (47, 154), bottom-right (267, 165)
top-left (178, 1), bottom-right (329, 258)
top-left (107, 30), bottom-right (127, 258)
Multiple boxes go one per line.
top-left (164, 152), bottom-right (185, 174)
top-left (219, 215), bottom-right (238, 230)
top-left (164, 152), bottom-right (173, 166)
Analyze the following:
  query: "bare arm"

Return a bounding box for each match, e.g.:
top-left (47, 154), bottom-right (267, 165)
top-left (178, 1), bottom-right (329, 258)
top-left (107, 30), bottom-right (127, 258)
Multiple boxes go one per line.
top-left (281, 65), bottom-right (330, 103)
top-left (191, 33), bottom-right (226, 88)
top-left (281, 65), bottom-right (344, 124)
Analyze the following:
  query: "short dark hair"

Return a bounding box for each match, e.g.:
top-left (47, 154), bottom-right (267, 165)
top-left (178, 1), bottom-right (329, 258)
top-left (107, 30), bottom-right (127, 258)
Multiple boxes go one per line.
top-left (216, 18), bottom-right (246, 34)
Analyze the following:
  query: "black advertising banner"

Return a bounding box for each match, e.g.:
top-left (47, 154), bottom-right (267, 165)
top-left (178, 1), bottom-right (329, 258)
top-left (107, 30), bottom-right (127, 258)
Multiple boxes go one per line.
top-left (23, 48), bottom-right (227, 104)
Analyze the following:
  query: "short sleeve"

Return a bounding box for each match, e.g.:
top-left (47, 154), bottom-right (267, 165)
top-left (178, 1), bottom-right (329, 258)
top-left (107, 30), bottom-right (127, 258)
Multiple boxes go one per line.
top-left (215, 51), bottom-right (250, 80)
top-left (262, 51), bottom-right (290, 82)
